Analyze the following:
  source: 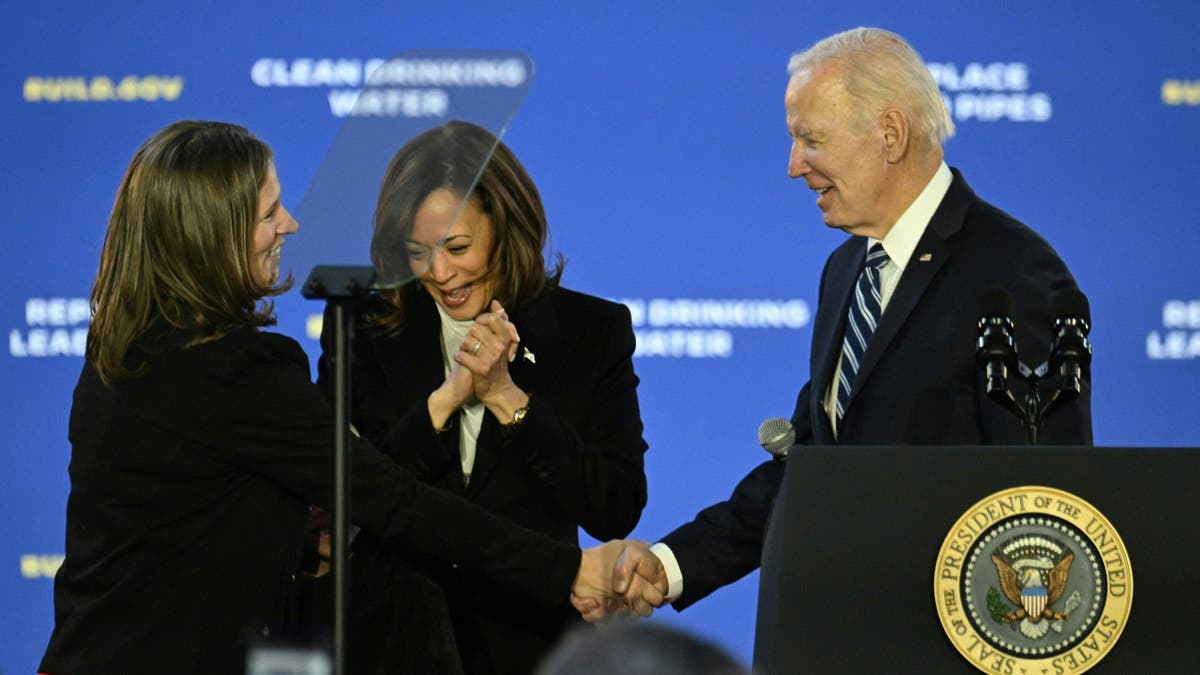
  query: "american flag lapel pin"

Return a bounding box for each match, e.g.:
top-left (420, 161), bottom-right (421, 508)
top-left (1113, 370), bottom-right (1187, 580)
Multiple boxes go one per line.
top-left (523, 347), bottom-right (536, 364)
top-left (919, 252), bottom-right (933, 262)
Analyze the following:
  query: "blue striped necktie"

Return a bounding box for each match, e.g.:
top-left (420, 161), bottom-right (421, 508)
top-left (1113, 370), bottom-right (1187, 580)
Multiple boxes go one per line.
top-left (836, 243), bottom-right (890, 430)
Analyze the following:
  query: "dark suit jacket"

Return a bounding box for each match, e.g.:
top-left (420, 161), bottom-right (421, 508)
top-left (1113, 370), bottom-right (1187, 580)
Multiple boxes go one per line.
top-left (660, 169), bottom-right (1093, 609)
top-left (318, 285), bottom-right (648, 674)
top-left (40, 324), bottom-right (580, 675)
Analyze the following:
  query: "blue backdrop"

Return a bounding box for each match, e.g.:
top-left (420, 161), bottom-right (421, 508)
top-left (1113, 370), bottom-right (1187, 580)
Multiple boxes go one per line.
top-left (4, 1), bottom-right (1198, 671)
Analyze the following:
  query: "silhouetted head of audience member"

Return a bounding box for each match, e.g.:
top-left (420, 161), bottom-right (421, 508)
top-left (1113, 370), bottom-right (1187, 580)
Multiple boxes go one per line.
top-left (536, 622), bottom-right (750, 675)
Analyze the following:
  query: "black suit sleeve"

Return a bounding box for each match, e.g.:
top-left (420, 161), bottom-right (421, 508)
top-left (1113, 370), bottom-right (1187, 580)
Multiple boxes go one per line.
top-left (217, 332), bottom-right (579, 607)
top-left (658, 458), bottom-right (785, 610)
top-left (790, 381), bottom-right (815, 446)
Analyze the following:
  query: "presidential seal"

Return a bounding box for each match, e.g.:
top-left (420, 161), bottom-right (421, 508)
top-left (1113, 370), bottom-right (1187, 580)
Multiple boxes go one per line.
top-left (934, 486), bottom-right (1131, 674)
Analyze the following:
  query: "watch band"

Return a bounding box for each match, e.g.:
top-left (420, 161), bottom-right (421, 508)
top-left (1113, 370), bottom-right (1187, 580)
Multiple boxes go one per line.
top-left (501, 396), bottom-right (531, 428)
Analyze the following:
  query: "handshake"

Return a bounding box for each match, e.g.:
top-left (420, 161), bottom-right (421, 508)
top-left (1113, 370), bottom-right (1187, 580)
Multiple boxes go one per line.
top-left (570, 541), bottom-right (670, 622)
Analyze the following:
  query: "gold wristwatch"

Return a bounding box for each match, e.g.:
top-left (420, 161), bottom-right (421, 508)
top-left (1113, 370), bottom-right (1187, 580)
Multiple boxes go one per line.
top-left (502, 398), bottom-right (530, 427)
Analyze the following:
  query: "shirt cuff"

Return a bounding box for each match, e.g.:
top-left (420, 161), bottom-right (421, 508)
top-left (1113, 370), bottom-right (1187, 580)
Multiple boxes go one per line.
top-left (650, 542), bottom-right (684, 602)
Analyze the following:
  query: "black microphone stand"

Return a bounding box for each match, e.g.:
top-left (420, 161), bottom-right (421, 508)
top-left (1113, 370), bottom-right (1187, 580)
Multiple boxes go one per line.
top-left (980, 316), bottom-right (1092, 444)
top-left (302, 265), bottom-right (375, 675)
top-left (1010, 361), bottom-right (1056, 445)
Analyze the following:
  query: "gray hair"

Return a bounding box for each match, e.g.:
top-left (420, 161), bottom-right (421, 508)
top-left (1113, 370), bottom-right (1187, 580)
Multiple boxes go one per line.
top-left (788, 27), bottom-right (954, 148)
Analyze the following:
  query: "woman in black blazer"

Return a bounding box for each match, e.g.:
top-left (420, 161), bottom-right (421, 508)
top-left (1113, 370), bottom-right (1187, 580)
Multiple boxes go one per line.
top-left (319, 121), bottom-right (649, 674)
top-left (38, 120), bottom-right (620, 675)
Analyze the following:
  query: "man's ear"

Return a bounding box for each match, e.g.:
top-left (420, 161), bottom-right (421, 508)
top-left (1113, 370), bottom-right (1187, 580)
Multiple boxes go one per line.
top-left (880, 108), bottom-right (909, 163)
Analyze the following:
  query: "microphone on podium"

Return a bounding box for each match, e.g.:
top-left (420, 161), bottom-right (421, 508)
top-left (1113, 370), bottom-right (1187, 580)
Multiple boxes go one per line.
top-left (1049, 288), bottom-right (1092, 398)
top-left (976, 287), bottom-right (1018, 398)
top-left (757, 417), bottom-right (795, 459)
top-left (975, 286), bottom-right (1094, 443)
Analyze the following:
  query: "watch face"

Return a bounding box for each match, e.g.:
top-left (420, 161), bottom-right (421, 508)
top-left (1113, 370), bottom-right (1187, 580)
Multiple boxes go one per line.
top-left (504, 405), bottom-right (529, 427)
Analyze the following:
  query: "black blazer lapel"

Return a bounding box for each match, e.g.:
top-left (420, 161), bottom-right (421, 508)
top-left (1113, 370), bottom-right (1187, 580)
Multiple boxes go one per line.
top-left (464, 291), bottom-right (563, 497)
top-left (810, 238), bottom-right (867, 441)
top-left (844, 233), bottom-right (949, 414)
top-left (371, 293), bottom-right (469, 488)
top-left (843, 171), bottom-right (974, 414)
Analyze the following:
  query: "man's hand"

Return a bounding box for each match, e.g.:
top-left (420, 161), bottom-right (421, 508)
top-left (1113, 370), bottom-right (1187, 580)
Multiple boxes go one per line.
top-left (570, 540), bottom-right (668, 622)
top-left (613, 541), bottom-right (668, 617)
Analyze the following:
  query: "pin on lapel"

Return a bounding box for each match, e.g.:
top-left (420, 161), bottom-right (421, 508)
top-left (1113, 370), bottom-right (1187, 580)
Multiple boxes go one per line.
top-left (919, 253), bottom-right (933, 262)
top-left (523, 347), bottom-right (536, 364)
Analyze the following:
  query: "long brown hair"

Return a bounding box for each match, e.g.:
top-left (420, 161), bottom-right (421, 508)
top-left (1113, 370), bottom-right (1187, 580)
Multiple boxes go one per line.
top-left (371, 120), bottom-right (563, 329)
top-left (88, 120), bottom-right (289, 383)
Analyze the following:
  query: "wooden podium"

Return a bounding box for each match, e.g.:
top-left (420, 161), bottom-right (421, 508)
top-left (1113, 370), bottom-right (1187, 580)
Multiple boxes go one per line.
top-left (754, 446), bottom-right (1200, 673)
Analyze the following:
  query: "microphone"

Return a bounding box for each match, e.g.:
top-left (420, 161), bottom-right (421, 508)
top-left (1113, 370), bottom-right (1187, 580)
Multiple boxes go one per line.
top-left (757, 417), bottom-right (795, 459)
top-left (977, 288), bottom-right (1018, 396)
top-left (1049, 289), bottom-right (1092, 396)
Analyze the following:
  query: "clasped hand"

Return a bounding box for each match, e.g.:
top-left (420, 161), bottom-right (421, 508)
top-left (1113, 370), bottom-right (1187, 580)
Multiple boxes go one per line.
top-left (453, 300), bottom-right (521, 404)
top-left (428, 300), bottom-right (525, 427)
top-left (570, 540), bottom-right (670, 622)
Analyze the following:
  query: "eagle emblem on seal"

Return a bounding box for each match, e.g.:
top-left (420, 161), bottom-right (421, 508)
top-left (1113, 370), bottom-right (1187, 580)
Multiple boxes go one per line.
top-left (989, 535), bottom-right (1081, 639)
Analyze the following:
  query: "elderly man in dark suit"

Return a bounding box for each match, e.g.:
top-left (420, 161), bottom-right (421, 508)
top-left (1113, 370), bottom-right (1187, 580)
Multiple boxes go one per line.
top-left (578, 26), bottom-right (1092, 618)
